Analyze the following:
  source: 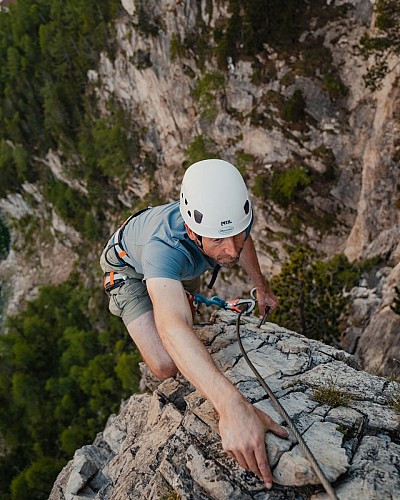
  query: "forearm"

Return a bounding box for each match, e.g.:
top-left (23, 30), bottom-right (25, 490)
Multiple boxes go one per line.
top-left (239, 235), bottom-right (269, 289)
top-left (156, 317), bottom-right (245, 413)
top-left (239, 235), bottom-right (278, 314)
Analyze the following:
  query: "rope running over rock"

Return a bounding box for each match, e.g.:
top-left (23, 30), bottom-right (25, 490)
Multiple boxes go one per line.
top-left (235, 307), bottom-right (339, 500)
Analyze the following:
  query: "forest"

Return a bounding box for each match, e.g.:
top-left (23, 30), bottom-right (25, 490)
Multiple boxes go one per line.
top-left (0, 0), bottom-right (399, 498)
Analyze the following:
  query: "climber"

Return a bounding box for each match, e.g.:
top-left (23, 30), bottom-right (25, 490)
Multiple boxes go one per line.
top-left (100, 159), bottom-right (289, 489)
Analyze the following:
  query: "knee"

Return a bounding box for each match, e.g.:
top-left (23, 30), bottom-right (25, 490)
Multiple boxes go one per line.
top-left (151, 360), bottom-right (178, 381)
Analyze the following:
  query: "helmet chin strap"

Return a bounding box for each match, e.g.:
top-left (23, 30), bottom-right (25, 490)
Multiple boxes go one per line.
top-left (193, 233), bottom-right (220, 289)
top-left (195, 233), bottom-right (203, 249)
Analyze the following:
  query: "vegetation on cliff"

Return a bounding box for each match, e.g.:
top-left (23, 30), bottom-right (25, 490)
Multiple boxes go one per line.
top-left (0, 279), bottom-right (140, 499)
top-left (270, 247), bottom-right (374, 344)
top-left (361, 0), bottom-right (400, 90)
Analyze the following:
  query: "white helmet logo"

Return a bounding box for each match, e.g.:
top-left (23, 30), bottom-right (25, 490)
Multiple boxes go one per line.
top-left (218, 226), bottom-right (234, 235)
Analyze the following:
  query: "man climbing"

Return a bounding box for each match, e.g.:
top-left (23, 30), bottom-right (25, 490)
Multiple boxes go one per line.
top-left (100, 159), bottom-right (289, 489)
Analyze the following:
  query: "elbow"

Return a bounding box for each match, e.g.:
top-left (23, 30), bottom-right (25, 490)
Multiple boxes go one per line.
top-left (151, 360), bottom-right (178, 381)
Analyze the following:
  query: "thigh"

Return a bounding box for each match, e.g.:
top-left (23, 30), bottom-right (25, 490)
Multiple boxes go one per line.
top-left (108, 277), bottom-right (153, 326)
top-left (126, 310), bottom-right (176, 377)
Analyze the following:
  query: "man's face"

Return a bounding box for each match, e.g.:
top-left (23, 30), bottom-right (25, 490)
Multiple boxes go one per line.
top-left (201, 231), bottom-right (246, 267)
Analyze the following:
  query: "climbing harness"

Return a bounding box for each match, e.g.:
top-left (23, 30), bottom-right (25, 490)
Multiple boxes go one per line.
top-left (103, 271), bottom-right (127, 296)
top-left (195, 290), bottom-right (338, 500)
top-left (104, 207), bottom-right (151, 270)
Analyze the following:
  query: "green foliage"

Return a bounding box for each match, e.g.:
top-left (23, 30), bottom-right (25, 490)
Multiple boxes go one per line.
top-left (135, 0), bottom-right (161, 36)
top-left (130, 49), bottom-right (152, 70)
top-left (0, 279), bottom-right (141, 499)
top-left (182, 2), bottom-right (211, 71)
top-left (170, 33), bottom-right (185, 62)
top-left (184, 135), bottom-right (219, 168)
top-left (270, 166), bottom-right (311, 207)
top-left (214, 0), bottom-right (301, 68)
top-left (360, 0), bottom-right (400, 90)
top-left (192, 72), bottom-right (225, 122)
top-left (0, 0), bottom-right (120, 196)
top-left (43, 176), bottom-right (92, 231)
top-left (270, 247), bottom-right (364, 343)
top-left (78, 105), bottom-right (141, 180)
top-left (0, 215), bottom-right (10, 259)
top-left (281, 90), bottom-right (306, 124)
top-left (252, 175), bottom-right (269, 199)
top-left (322, 73), bottom-right (348, 99)
top-left (214, 1), bottom-right (346, 71)
top-left (10, 457), bottom-right (66, 500)
top-left (0, 140), bottom-right (32, 198)
top-left (235, 151), bottom-right (255, 180)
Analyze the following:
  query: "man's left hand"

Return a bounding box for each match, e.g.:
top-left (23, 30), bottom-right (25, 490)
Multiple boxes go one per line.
top-left (256, 286), bottom-right (278, 317)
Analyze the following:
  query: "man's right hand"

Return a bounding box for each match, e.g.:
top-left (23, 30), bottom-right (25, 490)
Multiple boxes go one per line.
top-left (218, 397), bottom-right (288, 489)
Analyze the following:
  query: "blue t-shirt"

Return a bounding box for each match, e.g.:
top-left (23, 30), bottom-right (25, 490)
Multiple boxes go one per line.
top-left (120, 201), bottom-right (216, 281)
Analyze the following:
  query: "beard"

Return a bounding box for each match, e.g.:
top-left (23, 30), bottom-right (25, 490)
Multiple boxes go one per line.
top-left (215, 255), bottom-right (240, 267)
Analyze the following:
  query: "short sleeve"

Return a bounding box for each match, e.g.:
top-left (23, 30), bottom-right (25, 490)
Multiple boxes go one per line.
top-left (141, 240), bottom-right (189, 281)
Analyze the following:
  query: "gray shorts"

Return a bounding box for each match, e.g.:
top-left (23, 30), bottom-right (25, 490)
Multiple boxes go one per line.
top-left (100, 245), bottom-right (200, 326)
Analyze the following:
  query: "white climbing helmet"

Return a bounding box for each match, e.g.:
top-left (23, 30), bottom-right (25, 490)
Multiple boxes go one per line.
top-left (180, 159), bottom-right (252, 238)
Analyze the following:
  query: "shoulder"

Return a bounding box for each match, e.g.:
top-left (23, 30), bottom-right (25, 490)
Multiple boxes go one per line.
top-left (142, 239), bottom-right (188, 280)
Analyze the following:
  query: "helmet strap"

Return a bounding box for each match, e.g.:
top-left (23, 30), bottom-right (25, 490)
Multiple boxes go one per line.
top-left (194, 233), bottom-right (203, 249)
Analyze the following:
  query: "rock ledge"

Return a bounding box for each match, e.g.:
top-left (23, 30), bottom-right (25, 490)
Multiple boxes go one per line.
top-left (50, 312), bottom-right (400, 500)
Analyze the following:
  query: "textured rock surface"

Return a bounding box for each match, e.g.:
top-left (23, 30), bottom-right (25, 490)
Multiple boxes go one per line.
top-left (50, 311), bottom-right (400, 500)
top-left (341, 263), bottom-right (400, 376)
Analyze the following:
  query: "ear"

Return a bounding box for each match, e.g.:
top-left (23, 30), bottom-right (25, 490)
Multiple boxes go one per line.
top-left (184, 223), bottom-right (197, 242)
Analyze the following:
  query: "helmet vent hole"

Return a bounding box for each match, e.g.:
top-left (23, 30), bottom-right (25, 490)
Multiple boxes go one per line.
top-left (194, 210), bottom-right (203, 224)
top-left (187, 210), bottom-right (192, 217)
top-left (185, 198), bottom-right (188, 205)
top-left (244, 200), bottom-right (250, 214)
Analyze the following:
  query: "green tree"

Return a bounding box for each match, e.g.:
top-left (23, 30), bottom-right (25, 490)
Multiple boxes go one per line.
top-left (270, 247), bottom-right (362, 343)
top-left (270, 166), bottom-right (311, 207)
top-left (0, 279), bottom-right (141, 499)
top-left (0, 0), bottom-right (120, 196)
top-left (184, 135), bottom-right (219, 168)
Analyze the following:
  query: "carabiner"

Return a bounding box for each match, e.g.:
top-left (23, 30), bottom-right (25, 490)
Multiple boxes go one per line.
top-left (225, 298), bottom-right (256, 315)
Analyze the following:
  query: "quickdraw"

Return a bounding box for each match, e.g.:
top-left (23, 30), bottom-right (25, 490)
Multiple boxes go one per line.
top-left (188, 288), bottom-right (256, 315)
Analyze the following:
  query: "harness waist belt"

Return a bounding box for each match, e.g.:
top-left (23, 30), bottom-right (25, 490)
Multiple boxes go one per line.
top-left (103, 271), bottom-right (128, 295)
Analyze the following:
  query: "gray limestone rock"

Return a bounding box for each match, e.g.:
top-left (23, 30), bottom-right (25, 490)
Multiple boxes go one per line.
top-left (273, 422), bottom-right (349, 486)
top-left (50, 311), bottom-right (400, 500)
top-left (312, 435), bottom-right (400, 500)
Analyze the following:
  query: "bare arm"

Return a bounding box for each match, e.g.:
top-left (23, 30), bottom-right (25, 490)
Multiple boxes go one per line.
top-left (147, 277), bottom-right (240, 411)
top-left (239, 234), bottom-right (278, 315)
top-left (147, 277), bottom-right (288, 488)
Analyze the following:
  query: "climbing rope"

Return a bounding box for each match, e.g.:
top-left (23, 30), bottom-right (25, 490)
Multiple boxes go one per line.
top-left (236, 306), bottom-right (339, 500)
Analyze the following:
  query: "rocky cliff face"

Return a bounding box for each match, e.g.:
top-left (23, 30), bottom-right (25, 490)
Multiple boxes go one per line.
top-left (49, 311), bottom-right (400, 500)
top-left (0, 1), bottom-right (399, 370)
